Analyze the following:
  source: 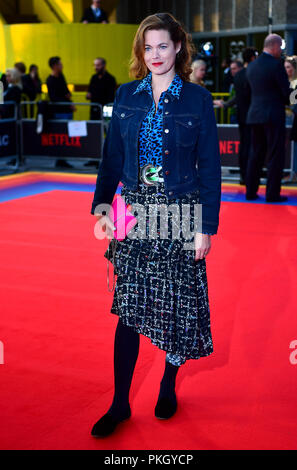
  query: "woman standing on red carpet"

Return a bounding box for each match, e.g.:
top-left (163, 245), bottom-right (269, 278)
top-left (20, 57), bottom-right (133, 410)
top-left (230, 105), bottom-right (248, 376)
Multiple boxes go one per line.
top-left (90, 12), bottom-right (221, 437)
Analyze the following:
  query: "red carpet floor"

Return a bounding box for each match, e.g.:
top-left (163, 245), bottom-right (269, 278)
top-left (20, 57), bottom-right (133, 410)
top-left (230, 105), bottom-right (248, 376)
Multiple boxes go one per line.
top-left (0, 189), bottom-right (297, 450)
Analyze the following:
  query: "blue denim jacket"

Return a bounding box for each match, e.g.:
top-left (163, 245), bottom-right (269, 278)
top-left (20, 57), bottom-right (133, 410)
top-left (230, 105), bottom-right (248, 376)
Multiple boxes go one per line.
top-left (91, 78), bottom-right (222, 234)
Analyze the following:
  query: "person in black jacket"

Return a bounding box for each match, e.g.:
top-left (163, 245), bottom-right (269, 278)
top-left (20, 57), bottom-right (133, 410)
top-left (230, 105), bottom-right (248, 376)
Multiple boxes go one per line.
top-left (245, 34), bottom-right (291, 202)
top-left (283, 56), bottom-right (297, 183)
top-left (87, 57), bottom-right (116, 120)
top-left (46, 57), bottom-right (74, 169)
top-left (22, 65), bottom-right (42, 102)
top-left (234, 48), bottom-right (258, 185)
top-left (46, 57), bottom-right (74, 117)
top-left (218, 60), bottom-right (244, 125)
top-left (81, 0), bottom-right (109, 23)
top-left (84, 57), bottom-right (116, 168)
top-left (221, 57), bottom-right (233, 92)
top-left (14, 62), bottom-right (31, 101)
top-left (46, 69), bottom-right (71, 112)
top-left (0, 68), bottom-right (22, 119)
top-left (288, 101), bottom-right (297, 183)
top-left (14, 62), bottom-right (32, 118)
top-left (220, 48), bottom-right (258, 184)
top-left (22, 65), bottom-right (42, 118)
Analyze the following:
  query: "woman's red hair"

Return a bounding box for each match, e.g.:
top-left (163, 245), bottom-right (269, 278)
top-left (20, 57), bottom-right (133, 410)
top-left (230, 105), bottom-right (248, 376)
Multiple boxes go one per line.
top-left (129, 12), bottom-right (196, 81)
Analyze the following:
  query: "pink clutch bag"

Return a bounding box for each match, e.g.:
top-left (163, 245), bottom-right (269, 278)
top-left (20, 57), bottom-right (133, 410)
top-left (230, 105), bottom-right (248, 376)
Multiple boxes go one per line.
top-left (109, 195), bottom-right (138, 241)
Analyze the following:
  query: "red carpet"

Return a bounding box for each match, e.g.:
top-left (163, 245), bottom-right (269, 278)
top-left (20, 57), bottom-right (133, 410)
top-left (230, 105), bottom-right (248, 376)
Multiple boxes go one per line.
top-left (0, 189), bottom-right (297, 450)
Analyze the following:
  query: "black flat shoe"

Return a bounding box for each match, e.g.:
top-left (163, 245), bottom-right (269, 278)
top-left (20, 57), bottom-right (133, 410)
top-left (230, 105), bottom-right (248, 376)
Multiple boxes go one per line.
top-left (155, 396), bottom-right (177, 420)
top-left (91, 408), bottom-right (131, 438)
top-left (266, 195), bottom-right (288, 203)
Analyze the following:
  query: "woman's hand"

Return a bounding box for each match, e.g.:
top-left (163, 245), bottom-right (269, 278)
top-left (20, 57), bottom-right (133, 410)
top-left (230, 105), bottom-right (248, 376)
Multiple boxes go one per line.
top-left (194, 233), bottom-right (211, 260)
top-left (95, 214), bottom-right (116, 239)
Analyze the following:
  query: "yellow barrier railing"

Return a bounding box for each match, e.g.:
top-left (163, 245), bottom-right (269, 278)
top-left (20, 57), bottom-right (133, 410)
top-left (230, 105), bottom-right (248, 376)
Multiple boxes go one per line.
top-left (22, 90), bottom-right (233, 124)
top-left (211, 92), bottom-right (232, 124)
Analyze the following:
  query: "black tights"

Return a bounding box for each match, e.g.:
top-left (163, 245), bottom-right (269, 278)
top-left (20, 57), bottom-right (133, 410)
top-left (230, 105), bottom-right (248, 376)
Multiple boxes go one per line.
top-left (108, 317), bottom-right (180, 419)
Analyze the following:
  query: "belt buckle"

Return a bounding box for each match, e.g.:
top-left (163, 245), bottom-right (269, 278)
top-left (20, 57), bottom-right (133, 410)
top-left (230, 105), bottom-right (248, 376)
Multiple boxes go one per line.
top-left (140, 164), bottom-right (164, 185)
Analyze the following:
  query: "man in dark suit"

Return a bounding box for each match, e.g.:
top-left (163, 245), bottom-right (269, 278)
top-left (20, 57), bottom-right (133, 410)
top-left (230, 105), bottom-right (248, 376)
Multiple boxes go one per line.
top-left (217, 59), bottom-right (251, 182)
top-left (81, 0), bottom-right (109, 24)
top-left (217, 60), bottom-right (243, 117)
top-left (233, 47), bottom-right (258, 184)
top-left (245, 34), bottom-right (290, 202)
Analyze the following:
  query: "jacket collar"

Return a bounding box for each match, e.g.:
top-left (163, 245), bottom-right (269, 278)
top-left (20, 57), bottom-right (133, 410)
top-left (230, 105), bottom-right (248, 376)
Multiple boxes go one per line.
top-left (133, 71), bottom-right (183, 101)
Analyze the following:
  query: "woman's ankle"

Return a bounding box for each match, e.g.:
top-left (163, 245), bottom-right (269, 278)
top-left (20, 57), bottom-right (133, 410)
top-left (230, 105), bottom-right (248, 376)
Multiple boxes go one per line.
top-left (158, 379), bottom-right (176, 401)
top-left (108, 400), bottom-right (131, 419)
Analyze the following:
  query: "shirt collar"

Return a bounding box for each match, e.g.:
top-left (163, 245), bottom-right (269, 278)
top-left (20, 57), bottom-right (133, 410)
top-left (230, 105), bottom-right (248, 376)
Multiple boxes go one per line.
top-left (133, 71), bottom-right (183, 101)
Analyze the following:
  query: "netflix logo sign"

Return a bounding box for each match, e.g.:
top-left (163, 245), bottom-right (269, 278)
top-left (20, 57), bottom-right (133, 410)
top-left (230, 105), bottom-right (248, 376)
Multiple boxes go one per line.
top-left (219, 140), bottom-right (240, 155)
top-left (41, 134), bottom-right (82, 147)
top-left (218, 125), bottom-right (291, 169)
top-left (217, 126), bottom-right (241, 166)
top-left (22, 121), bottom-right (103, 159)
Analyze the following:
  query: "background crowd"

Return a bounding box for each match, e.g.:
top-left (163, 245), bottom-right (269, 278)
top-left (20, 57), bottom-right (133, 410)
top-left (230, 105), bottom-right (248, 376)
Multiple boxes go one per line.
top-left (0, 27), bottom-right (296, 189)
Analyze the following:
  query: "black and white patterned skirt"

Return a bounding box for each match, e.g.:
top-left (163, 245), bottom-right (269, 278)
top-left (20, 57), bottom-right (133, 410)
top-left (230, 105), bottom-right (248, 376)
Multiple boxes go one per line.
top-left (104, 169), bottom-right (214, 366)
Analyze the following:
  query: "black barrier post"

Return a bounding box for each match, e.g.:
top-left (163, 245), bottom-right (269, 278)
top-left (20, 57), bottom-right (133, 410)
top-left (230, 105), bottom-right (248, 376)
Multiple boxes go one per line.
top-left (288, 140), bottom-right (295, 180)
top-left (19, 103), bottom-right (24, 168)
top-left (0, 102), bottom-right (19, 175)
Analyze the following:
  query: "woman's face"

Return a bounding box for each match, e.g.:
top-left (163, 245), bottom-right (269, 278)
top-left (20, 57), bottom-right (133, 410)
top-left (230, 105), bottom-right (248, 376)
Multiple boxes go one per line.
top-left (285, 61), bottom-right (295, 79)
top-left (195, 65), bottom-right (206, 80)
top-left (143, 29), bottom-right (181, 76)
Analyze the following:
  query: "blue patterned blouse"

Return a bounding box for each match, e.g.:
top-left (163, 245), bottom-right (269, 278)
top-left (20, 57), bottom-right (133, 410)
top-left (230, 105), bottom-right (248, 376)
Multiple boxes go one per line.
top-left (133, 71), bottom-right (183, 167)
top-left (132, 72), bottom-right (213, 236)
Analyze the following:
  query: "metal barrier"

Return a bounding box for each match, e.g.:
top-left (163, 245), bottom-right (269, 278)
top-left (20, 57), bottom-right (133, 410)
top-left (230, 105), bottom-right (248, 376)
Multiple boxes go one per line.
top-left (102, 102), bottom-right (294, 182)
top-left (218, 123), bottom-right (293, 181)
top-left (0, 99), bottom-right (294, 181)
top-left (212, 92), bottom-right (232, 124)
top-left (0, 102), bottom-right (20, 174)
top-left (19, 101), bottom-right (104, 168)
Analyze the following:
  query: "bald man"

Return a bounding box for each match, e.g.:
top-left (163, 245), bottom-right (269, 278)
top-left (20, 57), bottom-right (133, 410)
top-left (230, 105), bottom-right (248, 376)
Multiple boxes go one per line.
top-left (245, 34), bottom-right (290, 202)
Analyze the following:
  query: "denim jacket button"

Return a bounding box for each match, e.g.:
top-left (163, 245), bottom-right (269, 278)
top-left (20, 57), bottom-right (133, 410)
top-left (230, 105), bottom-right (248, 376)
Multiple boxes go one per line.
top-left (165, 150), bottom-right (170, 155)
top-left (164, 128), bottom-right (169, 133)
top-left (169, 191), bottom-right (173, 196)
top-left (184, 175), bottom-right (188, 179)
top-left (188, 121), bottom-right (192, 126)
top-left (165, 111), bottom-right (169, 115)
top-left (164, 98), bottom-right (169, 103)
top-left (121, 113), bottom-right (125, 118)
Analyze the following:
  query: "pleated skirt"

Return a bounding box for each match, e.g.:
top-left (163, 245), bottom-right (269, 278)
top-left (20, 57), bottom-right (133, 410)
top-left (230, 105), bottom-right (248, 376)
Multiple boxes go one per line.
top-left (104, 171), bottom-right (214, 365)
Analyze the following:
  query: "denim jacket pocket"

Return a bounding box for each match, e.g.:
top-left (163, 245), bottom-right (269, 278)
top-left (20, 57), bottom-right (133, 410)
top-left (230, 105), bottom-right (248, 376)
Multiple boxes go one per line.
top-left (175, 117), bottom-right (200, 147)
top-left (114, 109), bottom-right (136, 138)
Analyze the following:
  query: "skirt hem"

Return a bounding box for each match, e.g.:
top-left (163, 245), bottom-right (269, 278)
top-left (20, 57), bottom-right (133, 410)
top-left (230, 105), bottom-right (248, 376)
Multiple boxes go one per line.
top-left (110, 308), bottom-right (214, 362)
